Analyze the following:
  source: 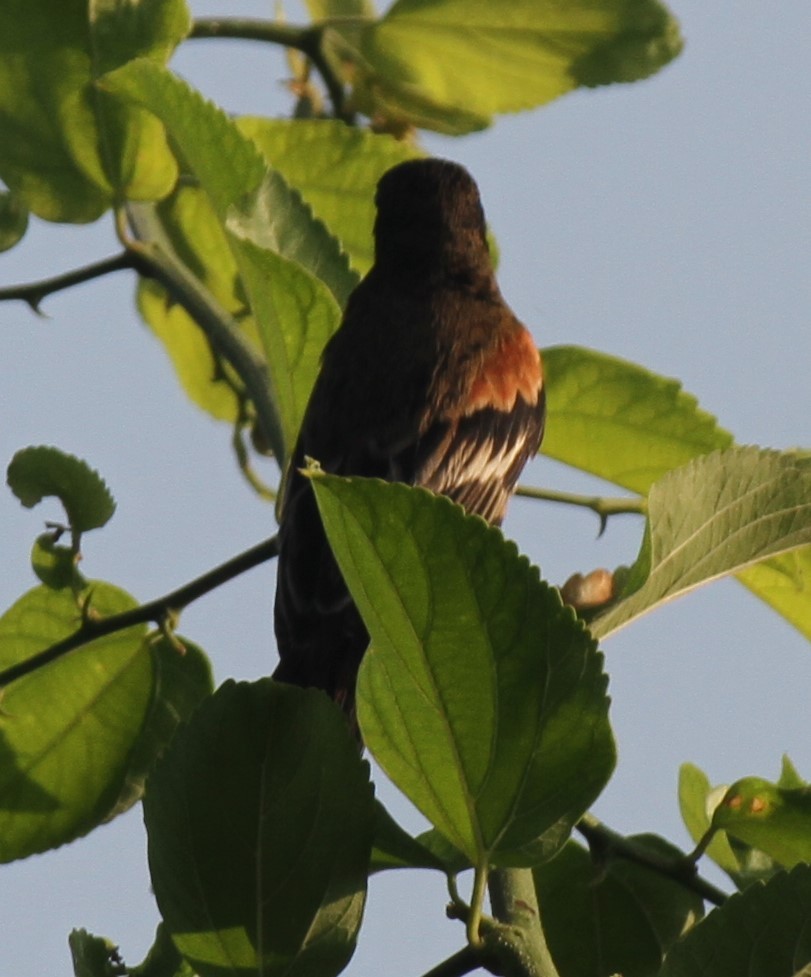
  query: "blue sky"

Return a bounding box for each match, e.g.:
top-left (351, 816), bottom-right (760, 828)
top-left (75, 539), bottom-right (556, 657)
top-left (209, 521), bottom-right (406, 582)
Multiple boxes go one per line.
top-left (1, 1), bottom-right (809, 974)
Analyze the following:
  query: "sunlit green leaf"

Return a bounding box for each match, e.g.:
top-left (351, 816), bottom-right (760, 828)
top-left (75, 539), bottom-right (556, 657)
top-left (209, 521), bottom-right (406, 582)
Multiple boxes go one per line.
top-left (237, 118), bottom-right (420, 274)
top-left (0, 583), bottom-right (152, 862)
top-left (7, 445), bottom-right (116, 534)
top-left (542, 346), bottom-right (732, 493)
top-left (738, 548), bottom-right (811, 642)
top-left (145, 680), bottom-right (374, 977)
top-left (341, 0), bottom-right (682, 134)
top-left (130, 190), bottom-right (259, 426)
top-left (224, 234), bottom-right (342, 458)
top-left (105, 635), bottom-right (213, 820)
top-left (659, 865), bottom-right (811, 977)
top-left (31, 533), bottom-right (82, 590)
top-left (310, 474), bottom-right (615, 866)
top-left (306, 0), bottom-right (375, 17)
top-left (104, 60), bottom-right (264, 213)
top-left (543, 347), bottom-right (811, 644)
top-left (137, 279), bottom-right (245, 424)
top-left (0, 0), bottom-right (187, 222)
top-left (592, 448), bottom-right (811, 640)
top-left (104, 59), bottom-right (355, 302)
top-left (534, 836), bottom-right (703, 977)
top-left (104, 59), bottom-right (354, 463)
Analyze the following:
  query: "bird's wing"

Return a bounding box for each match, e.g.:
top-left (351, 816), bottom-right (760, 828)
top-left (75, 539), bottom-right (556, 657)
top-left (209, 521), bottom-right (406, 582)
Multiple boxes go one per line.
top-left (412, 392), bottom-right (545, 525)
top-left (409, 323), bottom-right (545, 525)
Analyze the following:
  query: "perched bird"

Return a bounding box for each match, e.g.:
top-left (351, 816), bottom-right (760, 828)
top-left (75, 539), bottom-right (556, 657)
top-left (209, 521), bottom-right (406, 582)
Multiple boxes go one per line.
top-left (274, 158), bottom-right (545, 715)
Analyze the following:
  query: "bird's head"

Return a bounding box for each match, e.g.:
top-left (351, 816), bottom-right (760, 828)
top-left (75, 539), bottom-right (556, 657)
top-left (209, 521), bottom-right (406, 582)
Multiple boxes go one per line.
top-left (373, 158), bottom-right (490, 273)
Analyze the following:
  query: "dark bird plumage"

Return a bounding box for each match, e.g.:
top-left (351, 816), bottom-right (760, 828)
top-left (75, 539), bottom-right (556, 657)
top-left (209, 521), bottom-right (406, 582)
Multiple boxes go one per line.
top-left (273, 158), bottom-right (545, 714)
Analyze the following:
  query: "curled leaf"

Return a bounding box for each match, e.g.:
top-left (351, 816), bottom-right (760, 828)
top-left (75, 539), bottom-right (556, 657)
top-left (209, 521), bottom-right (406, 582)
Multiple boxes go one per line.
top-left (7, 446), bottom-right (116, 534)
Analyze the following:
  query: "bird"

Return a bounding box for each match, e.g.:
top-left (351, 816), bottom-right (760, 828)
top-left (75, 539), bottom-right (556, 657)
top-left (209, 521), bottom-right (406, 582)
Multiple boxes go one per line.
top-left (273, 158), bottom-right (545, 717)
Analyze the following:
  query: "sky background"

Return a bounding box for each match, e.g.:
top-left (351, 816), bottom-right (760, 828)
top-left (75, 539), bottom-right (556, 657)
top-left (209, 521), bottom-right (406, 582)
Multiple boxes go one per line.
top-left (1, 1), bottom-right (809, 974)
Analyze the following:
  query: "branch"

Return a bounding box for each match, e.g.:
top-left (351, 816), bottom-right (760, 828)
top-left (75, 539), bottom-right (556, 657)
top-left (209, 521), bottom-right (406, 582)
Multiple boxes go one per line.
top-left (420, 947), bottom-right (483, 977)
top-left (486, 869), bottom-right (561, 977)
top-left (515, 485), bottom-right (645, 535)
top-left (0, 252), bottom-right (136, 313)
top-left (189, 18), bottom-right (351, 120)
top-left (120, 205), bottom-right (286, 466)
top-left (0, 536), bottom-right (278, 690)
top-left (576, 812), bottom-right (728, 907)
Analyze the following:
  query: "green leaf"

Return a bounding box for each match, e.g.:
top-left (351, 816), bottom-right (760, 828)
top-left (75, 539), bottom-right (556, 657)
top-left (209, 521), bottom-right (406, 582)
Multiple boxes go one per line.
top-left (778, 755), bottom-right (806, 791)
top-left (0, 189), bottom-right (29, 251)
top-left (542, 346), bottom-right (733, 493)
top-left (370, 800), bottom-right (448, 872)
top-left (658, 865), bottom-right (811, 977)
top-left (306, 0), bottom-right (376, 18)
top-left (135, 182), bottom-right (261, 425)
top-left (104, 61), bottom-right (265, 215)
top-left (128, 197), bottom-right (285, 468)
top-left (591, 448), bottom-right (811, 640)
top-left (710, 776), bottom-right (811, 870)
top-left (678, 762), bottom-right (780, 889)
top-left (737, 547), bottom-right (811, 642)
top-left (105, 635), bottom-right (213, 820)
top-left (310, 474), bottom-right (615, 867)
top-left (415, 829), bottom-right (472, 875)
top-left (342, 0), bottom-right (682, 134)
top-left (135, 161), bottom-right (347, 439)
top-left (237, 118), bottom-right (420, 275)
top-left (224, 233), bottom-right (342, 460)
top-left (130, 925), bottom-right (196, 977)
top-left (144, 680), bottom-right (374, 977)
top-left (226, 155), bottom-right (359, 311)
top-left (0, 0), bottom-right (187, 222)
top-left (31, 533), bottom-right (84, 590)
top-left (534, 836), bottom-right (703, 977)
top-left (70, 924), bottom-right (195, 977)
top-left (679, 763), bottom-right (741, 876)
top-left (0, 583), bottom-right (152, 862)
top-left (131, 189), bottom-right (262, 436)
top-left (7, 445), bottom-right (116, 534)
top-left (138, 278), bottom-right (246, 424)
top-left (69, 929), bottom-right (121, 977)
top-left (104, 59), bottom-right (355, 304)
top-left (104, 59), bottom-right (354, 463)
top-left (543, 348), bottom-right (811, 644)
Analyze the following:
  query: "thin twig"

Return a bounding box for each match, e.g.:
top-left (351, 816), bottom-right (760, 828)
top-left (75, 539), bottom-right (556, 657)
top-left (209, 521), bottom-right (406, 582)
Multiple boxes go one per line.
top-left (467, 860), bottom-right (489, 948)
top-left (232, 394), bottom-right (277, 502)
top-left (189, 18), bottom-right (351, 120)
top-left (232, 420), bottom-right (277, 501)
top-left (576, 813), bottom-right (728, 906)
top-left (0, 252), bottom-right (136, 313)
top-left (515, 485), bottom-right (645, 535)
top-left (0, 536), bottom-right (278, 689)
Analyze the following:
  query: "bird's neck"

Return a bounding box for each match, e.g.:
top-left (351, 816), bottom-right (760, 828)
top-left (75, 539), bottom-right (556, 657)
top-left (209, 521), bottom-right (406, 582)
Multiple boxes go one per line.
top-left (375, 237), bottom-right (496, 291)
